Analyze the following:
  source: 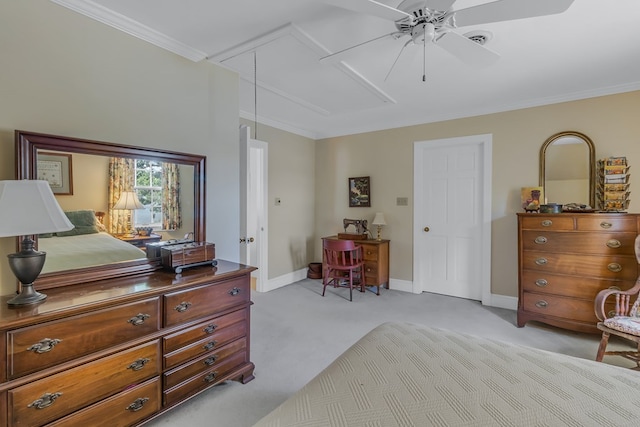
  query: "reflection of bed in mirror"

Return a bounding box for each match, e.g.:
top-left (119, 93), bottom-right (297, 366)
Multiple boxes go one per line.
top-left (40, 232), bottom-right (145, 274)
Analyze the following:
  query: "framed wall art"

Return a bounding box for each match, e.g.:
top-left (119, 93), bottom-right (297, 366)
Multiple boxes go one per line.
top-left (37, 152), bottom-right (73, 195)
top-left (349, 176), bottom-right (370, 207)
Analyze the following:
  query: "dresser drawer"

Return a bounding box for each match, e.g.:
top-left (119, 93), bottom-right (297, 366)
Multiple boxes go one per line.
top-left (360, 244), bottom-right (378, 261)
top-left (8, 298), bottom-right (160, 379)
top-left (45, 378), bottom-right (161, 427)
top-left (521, 292), bottom-right (599, 324)
top-left (164, 320), bottom-right (246, 369)
top-left (521, 231), bottom-right (637, 255)
top-left (576, 215), bottom-right (637, 232)
top-left (164, 277), bottom-right (249, 327)
top-left (519, 216), bottom-right (574, 231)
top-left (163, 309), bottom-right (247, 354)
top-left (164, 351), bottom-right (247, 407)
top-left (520, 271), bottom-right (634, 299)
top-left (164, 338), bottom-right (247, 389)
top-left (9, 340), bottom-right (160, 427)
top-left (522, 251), bottom-right (638, 280)
top-left (363, 262), bottom-right (379, 281)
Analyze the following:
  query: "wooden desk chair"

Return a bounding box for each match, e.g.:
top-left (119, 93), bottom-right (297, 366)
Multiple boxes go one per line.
top-left (322, 239), bottom-right (365, 301)
top-left (594, 235), bottom-right (640, 369)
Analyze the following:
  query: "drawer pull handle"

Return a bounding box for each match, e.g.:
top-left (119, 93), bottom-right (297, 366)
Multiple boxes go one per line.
top-left (203, 341), bottom-right (218, 351)
top-left (28, 392), bottom-right (62, 410)
top-left (128, 358), bottom-right (151, 371)
top-left (607, 310), bottom-right (617, 318)
top-left (126, 397), bottom-right (149, 412)
top-left (204, 355), bottom-right (219, 366)
top-left (128, 313), bottom-right (151, 326)
top-left (600, 221), bottom-right (613, 229)
top-left (607, 263), bottom-right (622, 273)
top-left (204, 371), bottom-right (218, 383)
top-left (175, 302), bottom-right (192, 312)
top-left (534, 236), bottom-right (548, 244)
top-left (535, 258), bottom-right (548, 266)
top-left (535, 279), bottom-right (548, 287)
top-left (535, 300), bottom-right (548, 308)
top-left (541, 220), bottom-right (552, 227)
top-left (228, 287), bottom-right (241, 296)
top-left (608, 286), bottom-right (621, 291)
top-left (203, 324), bottom-right (218, 334)
top-left (28, 338), bottom-right (61, 354)
top-left (606, 239), bottom-right (622, 248)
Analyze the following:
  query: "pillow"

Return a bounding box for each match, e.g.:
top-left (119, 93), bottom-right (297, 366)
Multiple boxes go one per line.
top-left (57, 210), bottom-right (100, 237)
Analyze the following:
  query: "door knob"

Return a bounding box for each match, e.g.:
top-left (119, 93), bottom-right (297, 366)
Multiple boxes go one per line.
top-left (423, 227), bottom-right (430, 232)
top-left (248, 237), bottom-right (255, 243)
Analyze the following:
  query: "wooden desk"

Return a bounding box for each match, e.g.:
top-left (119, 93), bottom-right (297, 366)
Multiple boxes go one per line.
top-left (322, 236), bottom-right (390, 291)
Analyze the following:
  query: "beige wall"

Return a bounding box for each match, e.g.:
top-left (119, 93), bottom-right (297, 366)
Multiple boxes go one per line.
top-left (315, 91), bottom-right (640, 297)
top-left (0, 1), bottom-right (240, 295)
top-left (240, 119), bottom-right (316, 278)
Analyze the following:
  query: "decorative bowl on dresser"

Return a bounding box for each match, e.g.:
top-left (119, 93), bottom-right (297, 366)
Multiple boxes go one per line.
top-left (0, 260), bottom-right (255, 426)
top-left (517, 212), bottom-right (640, 333)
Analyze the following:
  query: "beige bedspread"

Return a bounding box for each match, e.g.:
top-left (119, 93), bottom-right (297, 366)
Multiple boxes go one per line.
top-left (254, 322), bottom-right (640, 427)
top-left (40, 232), bottom-right (145, 274)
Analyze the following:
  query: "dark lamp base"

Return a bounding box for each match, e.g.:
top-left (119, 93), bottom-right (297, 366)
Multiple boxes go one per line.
top-left (7, 284), bottom-right (47, 306)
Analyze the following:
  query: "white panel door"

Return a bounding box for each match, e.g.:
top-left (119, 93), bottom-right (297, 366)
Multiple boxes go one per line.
top-left (413, 134), bottom-right (492, 302)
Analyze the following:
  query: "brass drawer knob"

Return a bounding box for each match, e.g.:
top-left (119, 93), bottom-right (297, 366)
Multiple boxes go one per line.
top-left (535, 300), bottom-right (548, 308)
top-left (535, 279), bottom-right (548, 287)
top-left (535, 258), bottom-right (548, 266)
top-left (128, 313), bottom-right (151, 326)
top-left (541, 220), bottom-right (552, 227)
top-left (174, 302), bottom-right (192, 312)
top-left (607, 263), bottom-right (622, 273)
top-left (28, 338), bottom-right (62, 354)
top-left (204, 372), bottom-right (218, 383)
top-left (606, 239), bottom-right (621, 248)
top-left (126, 397), bottom-right (149, 412)
top-left (128, 358), bottom-right (151, 371)
top-left (534, 236), bottom-right (548, 244)
top-left (608, 286), bottom-right (621, 291)
top-left (228, 287), bottom-right (241, 296)
top-left (203, 341), bottom-right (218, 351)
top-left (600, 221), bottom-right (613, 229)
top-left (203, 324), bottom-right (218, 334)
top-left (204, 355), bottom-right (219, 366)
top-left (28, 392), bottom-right (62, 410)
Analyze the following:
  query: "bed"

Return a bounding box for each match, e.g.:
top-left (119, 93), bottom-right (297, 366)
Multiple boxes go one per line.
top-left (39, 232), bottom-right (146, 274)
top-left (254, 322), bottom-right (640, 427)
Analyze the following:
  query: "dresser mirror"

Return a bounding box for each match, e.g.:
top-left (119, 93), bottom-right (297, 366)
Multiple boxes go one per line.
top-left (16, 130), bottom-right (205, 290)
top-left (539, 131), bottom-right (595, 208)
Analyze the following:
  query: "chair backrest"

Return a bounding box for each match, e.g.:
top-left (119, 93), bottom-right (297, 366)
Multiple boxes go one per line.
top-left (323, 239), bottom-right (362, 268)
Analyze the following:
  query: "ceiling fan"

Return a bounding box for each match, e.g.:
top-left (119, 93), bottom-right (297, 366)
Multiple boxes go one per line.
top-left (322, 0), bottom-right (574, 80)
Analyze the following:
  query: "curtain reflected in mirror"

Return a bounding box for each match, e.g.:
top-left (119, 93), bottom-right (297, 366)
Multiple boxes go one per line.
top-left (539, 131), bottom-right (595, 208)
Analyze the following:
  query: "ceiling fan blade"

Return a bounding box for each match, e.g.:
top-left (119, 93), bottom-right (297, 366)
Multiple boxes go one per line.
top-left (436, 31), bottom-right (500, 66)
top-left (454, 0), bottom-right (574, 27)
top-left (424, 0), bottom-right (457, 11)
top-left (320, 32), bottom-right (400, 64)
top-left (324, 0), bottom-right (412, 22)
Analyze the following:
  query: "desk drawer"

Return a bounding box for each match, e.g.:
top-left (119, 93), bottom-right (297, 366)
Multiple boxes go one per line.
top-left (9, 340), bottom-right (160, 427)
top-left (45, 378), bottom-right (161, 427)
top-left (360, 244), bottom-right (378, 261)
top-left (8, 298), bottom-right (160, 379)
top-left (164, 277), bottom-right (249, 327)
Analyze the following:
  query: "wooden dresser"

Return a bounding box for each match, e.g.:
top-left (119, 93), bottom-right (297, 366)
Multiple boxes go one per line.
top-left (517, 213), bottom-right (640, 333)
top-left (0, 260), bottom-right (255, 426)
top-left (322, 236), bottom-right (390, 291)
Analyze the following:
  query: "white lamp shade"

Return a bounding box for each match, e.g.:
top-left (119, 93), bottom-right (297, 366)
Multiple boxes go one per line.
top-left (0, 180), bottom-right (73, 237)
top-left (113, 191), bottom-right (145, 210)
top-left (372, 212), bottom-right (386, 226)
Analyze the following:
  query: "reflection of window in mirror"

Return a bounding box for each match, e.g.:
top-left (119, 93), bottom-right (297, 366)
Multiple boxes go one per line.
top-left (134, 160), bottom-right (164, 228)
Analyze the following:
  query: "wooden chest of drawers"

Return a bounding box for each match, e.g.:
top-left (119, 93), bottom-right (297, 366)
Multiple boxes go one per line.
top-left (0, 260), bottom-right (255, 426)
top-left (517, 213), bottom-right (640, 333)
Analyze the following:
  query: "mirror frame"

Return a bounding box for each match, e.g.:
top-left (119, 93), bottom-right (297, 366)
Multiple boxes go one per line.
top-left (15, 130), bottom-right (206, 290)
top-left (539, 130), bottom-right (595, 208)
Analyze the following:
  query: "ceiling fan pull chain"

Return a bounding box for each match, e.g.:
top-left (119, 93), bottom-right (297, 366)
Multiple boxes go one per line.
top-left (422, 24), bottom-right (427, 82)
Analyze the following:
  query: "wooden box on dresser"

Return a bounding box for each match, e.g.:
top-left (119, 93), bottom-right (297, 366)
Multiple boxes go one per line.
top-left (0, 260), bottom-right (255, 427)
top-left (517, 213), bottom-right (640, 333)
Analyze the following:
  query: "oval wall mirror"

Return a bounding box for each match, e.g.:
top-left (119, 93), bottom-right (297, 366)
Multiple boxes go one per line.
top-left (539, 131), bottom-right (595, 208)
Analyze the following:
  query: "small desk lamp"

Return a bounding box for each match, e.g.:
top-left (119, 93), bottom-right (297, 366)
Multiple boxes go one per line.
top-left (0, 180), bottom-right (73, 306)
top-left (372, 212), bottom-right (386, 241)
top-left (113, 191), bottom-right (145, 237)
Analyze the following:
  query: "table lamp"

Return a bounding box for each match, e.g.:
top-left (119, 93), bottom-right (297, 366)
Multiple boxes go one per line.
top-left (0, 180), bottom-right (73, 306)
top-left (372, 212), bottom-right (386, 241)
top-left (113, 191), bottom-right (145, 237)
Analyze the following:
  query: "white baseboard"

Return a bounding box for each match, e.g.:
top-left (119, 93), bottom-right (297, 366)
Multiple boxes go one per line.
top-left (388, 278), bottom-right (414, 293)
top-left (263, 268), bottom-right (308, 292)
top-left (486, 293), bottom-right (518, 310)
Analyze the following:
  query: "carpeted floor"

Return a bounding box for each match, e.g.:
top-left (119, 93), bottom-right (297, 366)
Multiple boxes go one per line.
top-left (144, 278), bottom-right (632, 427)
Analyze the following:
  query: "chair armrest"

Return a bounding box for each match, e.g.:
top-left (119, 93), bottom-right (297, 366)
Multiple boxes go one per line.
top-left (594, 279), bottom-right (640, 321)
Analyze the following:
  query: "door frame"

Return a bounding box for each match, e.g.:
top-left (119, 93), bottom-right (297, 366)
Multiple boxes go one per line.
top-left (412, 134), bottom-right (492, 304)
top-left (240, 125), bottom-right (268, 292)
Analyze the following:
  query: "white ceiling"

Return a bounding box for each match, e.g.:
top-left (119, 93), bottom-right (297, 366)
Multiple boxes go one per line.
top-left (52, 0), bottom-right (640, 139)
